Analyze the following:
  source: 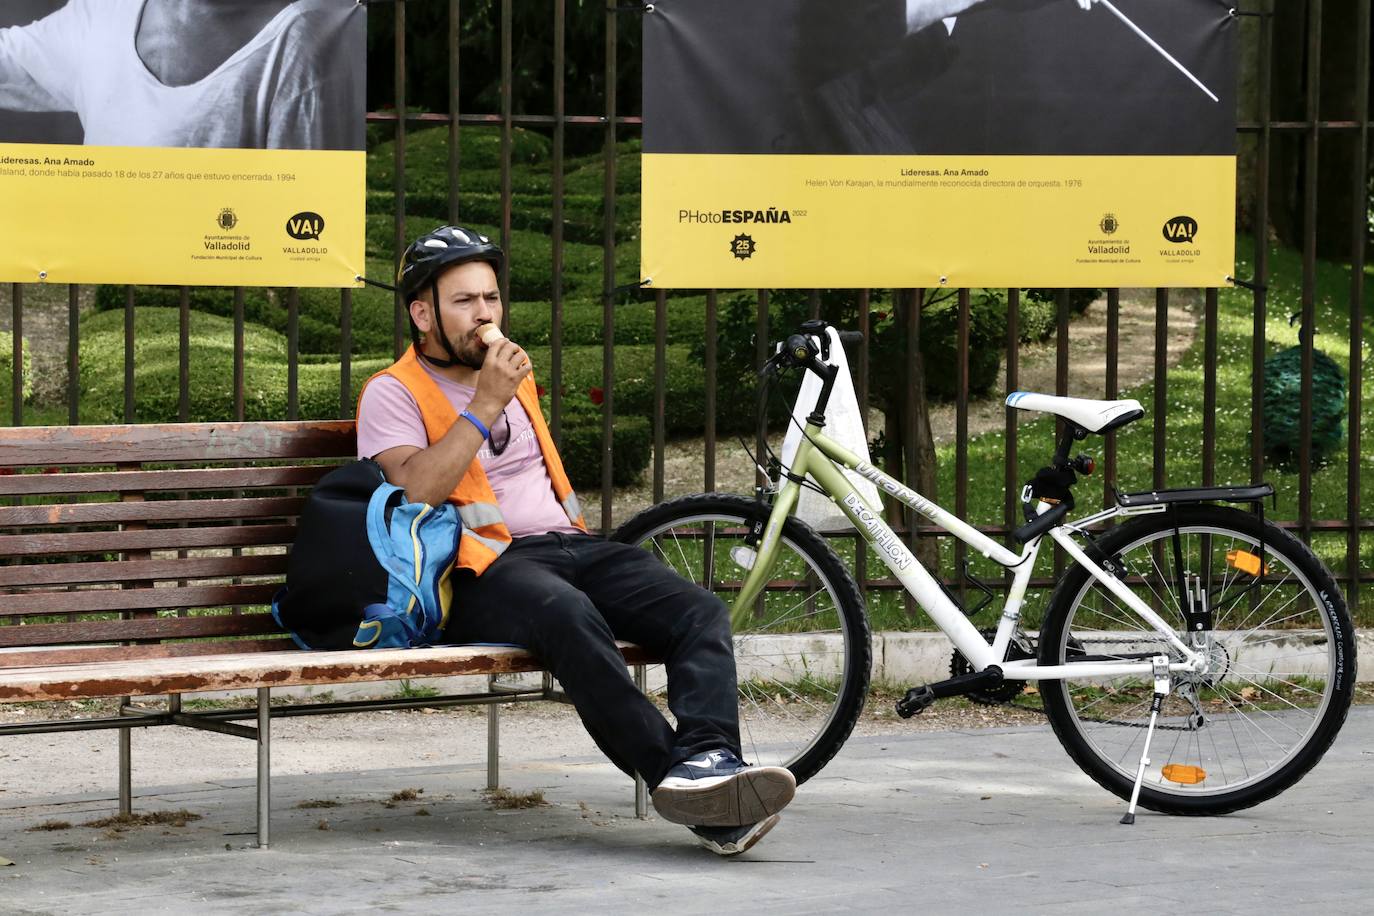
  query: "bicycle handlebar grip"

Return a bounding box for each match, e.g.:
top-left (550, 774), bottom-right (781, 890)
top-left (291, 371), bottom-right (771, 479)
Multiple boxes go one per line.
top-left (837, 331), bottom-right (864, 345)
top-left (1012, 501), bottom-right (1071, 544)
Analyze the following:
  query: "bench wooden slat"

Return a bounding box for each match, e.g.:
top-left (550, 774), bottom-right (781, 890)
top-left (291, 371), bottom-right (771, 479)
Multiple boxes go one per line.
top-left (0, 583), bottom-right (280, 618)
top-left (0, 643), bottom-right (654, 702)
top-left (0, 613), bottom-right (283, 648)
top-left (0, 554), bottom-right (287, 588)
top-left (0, 637), bottom-right (296, 668)
top-left (0, 465), bottom-right (333, 497)
top-left (0, 524), bottom-right (296, 558)
top-left (0, 421), bottom-right (355, 467)
top-left (0, 496), bottom-right (306, 528)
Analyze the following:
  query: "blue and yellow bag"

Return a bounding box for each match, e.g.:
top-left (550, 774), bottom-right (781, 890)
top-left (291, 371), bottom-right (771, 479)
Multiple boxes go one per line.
top-left (272, 459), bottom-right (459, 650)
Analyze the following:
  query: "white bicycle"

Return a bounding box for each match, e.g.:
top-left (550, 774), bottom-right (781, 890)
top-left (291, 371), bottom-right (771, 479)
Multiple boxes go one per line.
top-left (614, 320), bottom-right (1355, 819)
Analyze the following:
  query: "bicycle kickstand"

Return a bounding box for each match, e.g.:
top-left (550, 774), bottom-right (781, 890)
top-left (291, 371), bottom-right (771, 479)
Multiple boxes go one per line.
top-left (1120, 655), bottom-right (1172, 825)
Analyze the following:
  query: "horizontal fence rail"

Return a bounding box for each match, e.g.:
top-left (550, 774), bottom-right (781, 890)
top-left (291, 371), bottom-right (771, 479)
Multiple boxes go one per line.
top-left (1, 0), bottom-right (1370, 629)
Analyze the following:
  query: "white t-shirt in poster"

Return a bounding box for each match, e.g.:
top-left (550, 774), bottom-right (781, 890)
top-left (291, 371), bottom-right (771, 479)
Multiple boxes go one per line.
top-left (0, 0), bottom-right (363, 149)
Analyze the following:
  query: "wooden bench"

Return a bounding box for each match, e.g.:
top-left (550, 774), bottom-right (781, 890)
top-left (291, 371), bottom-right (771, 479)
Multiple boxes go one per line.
top-left (0, 421), bottom-right (651, 847)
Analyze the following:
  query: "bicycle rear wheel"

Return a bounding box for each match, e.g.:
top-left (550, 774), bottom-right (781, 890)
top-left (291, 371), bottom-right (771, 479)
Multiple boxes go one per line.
top-left (1039, 503), bottom-right (1355, 814)
top-left (612, 493), bottom-right (871, 785)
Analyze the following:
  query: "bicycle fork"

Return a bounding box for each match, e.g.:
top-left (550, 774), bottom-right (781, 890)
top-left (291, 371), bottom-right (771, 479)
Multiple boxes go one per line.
top-left (1120, 654), bottom-right (1172, 825)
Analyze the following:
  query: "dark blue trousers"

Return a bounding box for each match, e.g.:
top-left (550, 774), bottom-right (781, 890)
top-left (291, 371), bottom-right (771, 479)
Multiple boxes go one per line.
top-left (443, 532), bottom-right (740, 786)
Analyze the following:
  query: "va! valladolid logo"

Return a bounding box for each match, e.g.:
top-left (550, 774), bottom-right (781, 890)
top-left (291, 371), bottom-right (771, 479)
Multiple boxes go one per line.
top-left (1162, 215), bottom-right (1198, 243)
top-left (286, 211), bottom-right (325, 240)
top-left (283, 211), bottom-right (328, 259)
top-left (731, 234), bottom-right (756, 260)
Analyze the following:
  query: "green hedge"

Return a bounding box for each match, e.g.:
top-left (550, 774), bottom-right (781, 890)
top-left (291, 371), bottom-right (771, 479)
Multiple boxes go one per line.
top-left (526, 343), bottom-right (704, 436)
top-left (547, 397), bottom-right (651, 489)
top-left (508, 297), bottom-right (705, 348)
top-left (75, 307), bottom-right (653, 486)
top-left (365, 215), bottom-right (640, 305)
top-left (0, 331), bottom-right (33, 409)
top-left (919, 289), bottom-right (1006, 400)
top-left (78, 308), bottom-right (388, 424)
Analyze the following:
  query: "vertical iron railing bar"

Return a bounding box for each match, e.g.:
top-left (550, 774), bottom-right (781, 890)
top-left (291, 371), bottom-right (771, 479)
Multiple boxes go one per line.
top-left (1005, 288), bottom-right (1020, 545)
top-left (857, 289), bottom-right (871, 438)
top-left (1054, 288), bottom-right (1069, 574)
top-left (705, 290), bottom-right (718, 492)
top-left (233, 288), bottom-right (246, 423)
top-left (499, 0), bottom-right (514, 317)
top-left (1346, 0), bottom-right (1370, 607)
top-left (178, 286), bottom-right (190, 423)
top-left (1202, 288), bottom-right (1219, 488)
top-left (123, 286), bottom-right (134, 424)
top-left (1153, 288), bottom-right (1168, 493)
top-left (1251, 0), bottom-right (1273, 486)
top-left (340, 289), bottom-right (354, 418)
top-left (447, 0), bottom-right (462, 223)
top-left (903, 288), bottom-right (920, 618)
top-left (808, 288), bottom-right (820, 320)
top-left (67, 284), bottom-right (80, 425)
top-left (754, 290), bottom-right (770, 492)
top-left (599, 4), bottom-right (617, 533)
top-left (1296, 0), bottom-right (1323, 544)
top-left (550, 0), bottom-right (567, 443)
top-left (1104, 287), bottom-right (1120, 508)
top-left (10, 284), bottom-right (22, 427)
top-left (653, 288), bottom-right (667, 503)
top-left (287, 289), bottom-right (300, 421)
top-left (393, 0), bottom-right (408, 360)
top-left (955, 288), bottom-right (970, 607)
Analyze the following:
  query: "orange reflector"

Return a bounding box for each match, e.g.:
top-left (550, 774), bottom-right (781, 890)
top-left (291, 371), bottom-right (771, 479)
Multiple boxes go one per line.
top-left (1226, 549), bottom-right (1268, 576)
top-left (1161, 764), bottom-right (1207, 785)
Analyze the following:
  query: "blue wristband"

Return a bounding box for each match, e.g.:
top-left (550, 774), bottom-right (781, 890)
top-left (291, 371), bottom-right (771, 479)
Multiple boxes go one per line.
top-left (459, 409), bottom-right (491, 440)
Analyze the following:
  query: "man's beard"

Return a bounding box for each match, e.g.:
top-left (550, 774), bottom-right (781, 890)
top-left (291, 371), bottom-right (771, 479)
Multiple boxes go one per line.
top-left (446, 332), bottom-right (485, 371)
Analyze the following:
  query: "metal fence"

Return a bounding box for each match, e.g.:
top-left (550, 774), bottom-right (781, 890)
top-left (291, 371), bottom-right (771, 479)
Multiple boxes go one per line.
top-left (2, 0), bottom-right (1370, 613)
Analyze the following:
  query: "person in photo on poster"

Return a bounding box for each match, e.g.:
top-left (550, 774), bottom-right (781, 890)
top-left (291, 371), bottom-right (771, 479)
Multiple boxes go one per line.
top-left (796, 0), bottom-right (1096, 152)
top-left (0, 0), bottom-right (363, 150)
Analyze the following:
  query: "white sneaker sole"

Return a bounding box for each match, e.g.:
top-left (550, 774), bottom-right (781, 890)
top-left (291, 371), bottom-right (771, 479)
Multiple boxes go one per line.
top-left (695, 813), bottom-right (781, 857)
top-left (651, 765), bottom-right (796, 827)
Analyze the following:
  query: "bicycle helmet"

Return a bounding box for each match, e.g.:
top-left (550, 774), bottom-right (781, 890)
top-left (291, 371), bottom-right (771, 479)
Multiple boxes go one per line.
top-left (396, 225), bottom-right (504, 367)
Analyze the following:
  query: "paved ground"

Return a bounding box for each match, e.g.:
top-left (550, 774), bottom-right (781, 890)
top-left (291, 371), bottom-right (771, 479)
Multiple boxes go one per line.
top-left (2, 705), bottom-right (1370, 915)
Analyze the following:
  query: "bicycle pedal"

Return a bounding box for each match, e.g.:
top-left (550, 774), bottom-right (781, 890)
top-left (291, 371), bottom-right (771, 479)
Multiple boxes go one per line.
top-left (895, 686), bottom-right (936, 718)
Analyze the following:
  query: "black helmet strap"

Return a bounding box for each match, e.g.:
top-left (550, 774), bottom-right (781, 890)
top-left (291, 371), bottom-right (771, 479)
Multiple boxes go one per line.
top-left (415, 279), bottom-right (462, 369)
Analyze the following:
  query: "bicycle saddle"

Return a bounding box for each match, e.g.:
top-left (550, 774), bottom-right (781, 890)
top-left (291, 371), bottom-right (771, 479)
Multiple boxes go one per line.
top-left (1004, 391), bottom-right (1144, 434)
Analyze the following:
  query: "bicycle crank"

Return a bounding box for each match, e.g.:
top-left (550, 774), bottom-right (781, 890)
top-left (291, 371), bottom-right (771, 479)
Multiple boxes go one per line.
top-left (896, 666), bottom-right (1006, 718)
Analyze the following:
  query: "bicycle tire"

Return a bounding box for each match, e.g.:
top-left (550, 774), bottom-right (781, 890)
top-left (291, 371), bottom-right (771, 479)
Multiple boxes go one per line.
top-left (1038, 503), bottom-right (1355, 815)
top-left (612, 493), bottom-right (872, 785)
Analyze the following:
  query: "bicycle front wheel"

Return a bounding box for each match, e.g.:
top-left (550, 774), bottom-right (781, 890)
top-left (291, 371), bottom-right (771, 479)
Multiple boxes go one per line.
top-left (612, 493), bottom-right (871, 785)
top-left (1039, 503), bottom-right (1355, 815)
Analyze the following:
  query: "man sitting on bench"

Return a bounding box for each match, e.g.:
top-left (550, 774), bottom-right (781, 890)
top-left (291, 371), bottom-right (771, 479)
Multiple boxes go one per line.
top-left (355, 225), bottom-right (796, 856)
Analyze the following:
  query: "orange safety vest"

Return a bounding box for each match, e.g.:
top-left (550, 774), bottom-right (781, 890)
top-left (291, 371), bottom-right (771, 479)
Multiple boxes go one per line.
top-left (360, 345), bottom-right (587, 575)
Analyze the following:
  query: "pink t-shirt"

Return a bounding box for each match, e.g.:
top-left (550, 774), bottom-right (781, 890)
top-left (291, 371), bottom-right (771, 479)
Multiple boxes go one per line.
top-left (356, 363), bottom-right (582, 539)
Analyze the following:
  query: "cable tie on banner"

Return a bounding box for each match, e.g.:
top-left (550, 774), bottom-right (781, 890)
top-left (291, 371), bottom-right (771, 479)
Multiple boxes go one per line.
top-left (605, 279), bottom-right (651, 297)
top-left (1228, 8), bottom-right (1270, 18)
top-left (357, 275), bottom-right (399, 293)
top-left (1225, 275), bottom-right (1267, 292)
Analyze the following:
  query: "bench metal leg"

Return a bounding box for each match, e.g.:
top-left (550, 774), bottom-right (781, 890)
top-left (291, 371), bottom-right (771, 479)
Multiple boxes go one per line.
top-left (257, 687), bottom-right (270, 849)
top-left (634, 664), bottom-right (648, 819)
top-left (118, 695), bottom-right (132, 817)
top-left (486, 675), bottom-right (500, 790)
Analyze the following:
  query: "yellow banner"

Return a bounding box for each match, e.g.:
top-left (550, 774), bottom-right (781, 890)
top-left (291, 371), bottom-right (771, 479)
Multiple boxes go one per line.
top-left (0, 144), bottom-right (364, 287)
top-left (642, 155), bottom-right (1235, 289)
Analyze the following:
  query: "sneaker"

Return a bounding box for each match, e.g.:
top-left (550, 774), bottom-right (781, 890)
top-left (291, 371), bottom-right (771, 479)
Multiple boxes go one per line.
top-left (689, 813), bottom-right (781, 857)
top-left (651, 749), bottom-right (796, 827)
